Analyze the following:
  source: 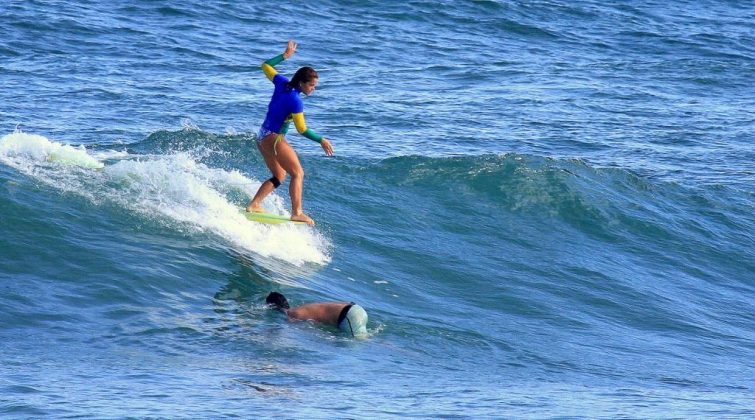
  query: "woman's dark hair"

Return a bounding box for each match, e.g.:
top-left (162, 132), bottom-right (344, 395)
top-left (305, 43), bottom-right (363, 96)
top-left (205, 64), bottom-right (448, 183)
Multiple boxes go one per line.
top-left (287, 66), bottom-right (318, 91)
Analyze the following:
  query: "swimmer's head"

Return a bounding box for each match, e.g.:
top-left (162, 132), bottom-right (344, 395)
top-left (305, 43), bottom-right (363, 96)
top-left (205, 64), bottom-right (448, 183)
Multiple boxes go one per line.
top-left (266, 292), bottom-right (290, 311)
top-left (288, 66), bottom-right (318, 96)
top-left (339, 304), bottom-right (368, 338)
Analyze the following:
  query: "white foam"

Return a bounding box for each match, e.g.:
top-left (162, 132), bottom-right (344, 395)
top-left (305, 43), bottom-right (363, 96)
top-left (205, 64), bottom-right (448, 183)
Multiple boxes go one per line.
top-left (91, 148), bottom-right (130, 161)
top-left (104, 153), bottom-right (331, 265)
top-left (0, 131), bottom-right (103, 169)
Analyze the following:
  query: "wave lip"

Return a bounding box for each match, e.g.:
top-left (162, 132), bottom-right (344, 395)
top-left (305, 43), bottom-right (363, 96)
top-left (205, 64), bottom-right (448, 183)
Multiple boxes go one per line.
top-left (0, 131), bottom-right (104, 169)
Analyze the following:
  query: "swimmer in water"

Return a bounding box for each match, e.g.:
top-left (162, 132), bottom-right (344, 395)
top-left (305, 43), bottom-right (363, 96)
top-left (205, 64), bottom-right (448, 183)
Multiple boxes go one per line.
top-left (266, 292), bottom-right (368, 337)
top-left (245, 40), bottom-right (333, 226)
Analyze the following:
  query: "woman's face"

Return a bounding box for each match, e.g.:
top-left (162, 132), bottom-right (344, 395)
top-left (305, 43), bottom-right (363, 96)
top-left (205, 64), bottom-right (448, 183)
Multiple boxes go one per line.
top-left (299, 78), bottom-right (318, 96)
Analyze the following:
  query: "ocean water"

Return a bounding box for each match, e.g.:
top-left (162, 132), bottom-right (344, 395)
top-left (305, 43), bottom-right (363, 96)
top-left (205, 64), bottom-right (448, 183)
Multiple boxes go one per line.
top-left (1, 0), bottom-right (754, 417)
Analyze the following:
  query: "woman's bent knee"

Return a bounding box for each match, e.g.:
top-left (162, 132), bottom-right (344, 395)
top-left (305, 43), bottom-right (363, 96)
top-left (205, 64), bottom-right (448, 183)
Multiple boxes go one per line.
top-left (289, 168), bottom-right (304, 179)
top-left (272, 171), bottom-right (287, 183)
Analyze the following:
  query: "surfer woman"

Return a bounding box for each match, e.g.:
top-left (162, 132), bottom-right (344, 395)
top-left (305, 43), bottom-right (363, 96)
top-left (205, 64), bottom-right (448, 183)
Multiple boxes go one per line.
top-left (245, 40), bottom-right (333, 226)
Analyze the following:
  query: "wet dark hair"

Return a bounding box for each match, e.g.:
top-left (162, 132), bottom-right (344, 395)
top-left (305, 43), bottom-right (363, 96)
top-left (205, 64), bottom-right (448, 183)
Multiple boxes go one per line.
top-left (266, 292), bottom-right (290, 311)
top-left (287, 66), bottom-right (318, 91)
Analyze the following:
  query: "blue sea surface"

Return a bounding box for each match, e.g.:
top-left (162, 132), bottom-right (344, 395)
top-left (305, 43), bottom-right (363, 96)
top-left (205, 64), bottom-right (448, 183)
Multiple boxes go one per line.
top-left (1, 0), bottom-right (754, 417)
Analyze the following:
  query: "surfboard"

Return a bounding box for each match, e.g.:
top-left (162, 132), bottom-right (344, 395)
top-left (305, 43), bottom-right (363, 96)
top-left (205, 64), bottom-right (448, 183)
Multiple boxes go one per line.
top-left (239, 209), bottom-right (308, 225)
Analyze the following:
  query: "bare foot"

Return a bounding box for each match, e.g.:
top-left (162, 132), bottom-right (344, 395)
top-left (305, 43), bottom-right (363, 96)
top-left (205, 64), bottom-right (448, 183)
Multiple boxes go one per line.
top-left (291, 213), bottom-right (315, 226)
top-left (245, 203), bottom-right (265, 213)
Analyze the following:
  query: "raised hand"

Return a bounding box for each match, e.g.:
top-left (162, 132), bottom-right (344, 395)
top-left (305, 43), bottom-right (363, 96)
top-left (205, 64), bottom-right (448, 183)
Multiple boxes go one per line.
top-left (283, 39), bottom-right (298, 59)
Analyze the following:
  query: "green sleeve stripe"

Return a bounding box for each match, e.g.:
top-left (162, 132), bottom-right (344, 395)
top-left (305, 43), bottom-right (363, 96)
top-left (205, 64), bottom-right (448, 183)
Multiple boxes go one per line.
top-left (265, 54), bottom-right (285, 67)
top-left (280, 121), bottom-right (290, 135)
top-left (302, 128), bottom-right (323, 143)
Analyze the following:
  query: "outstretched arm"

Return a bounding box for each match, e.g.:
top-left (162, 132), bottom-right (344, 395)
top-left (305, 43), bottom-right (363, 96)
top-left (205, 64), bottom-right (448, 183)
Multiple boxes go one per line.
top-left (261, 40), bottom-right (298, 82)
top-left (292, 113), bottom-right (334, 156)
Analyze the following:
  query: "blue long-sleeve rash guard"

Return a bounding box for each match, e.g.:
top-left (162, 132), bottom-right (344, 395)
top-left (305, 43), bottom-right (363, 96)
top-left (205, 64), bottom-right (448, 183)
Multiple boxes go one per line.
top-left (260, 54), bottom-right (323, 143)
